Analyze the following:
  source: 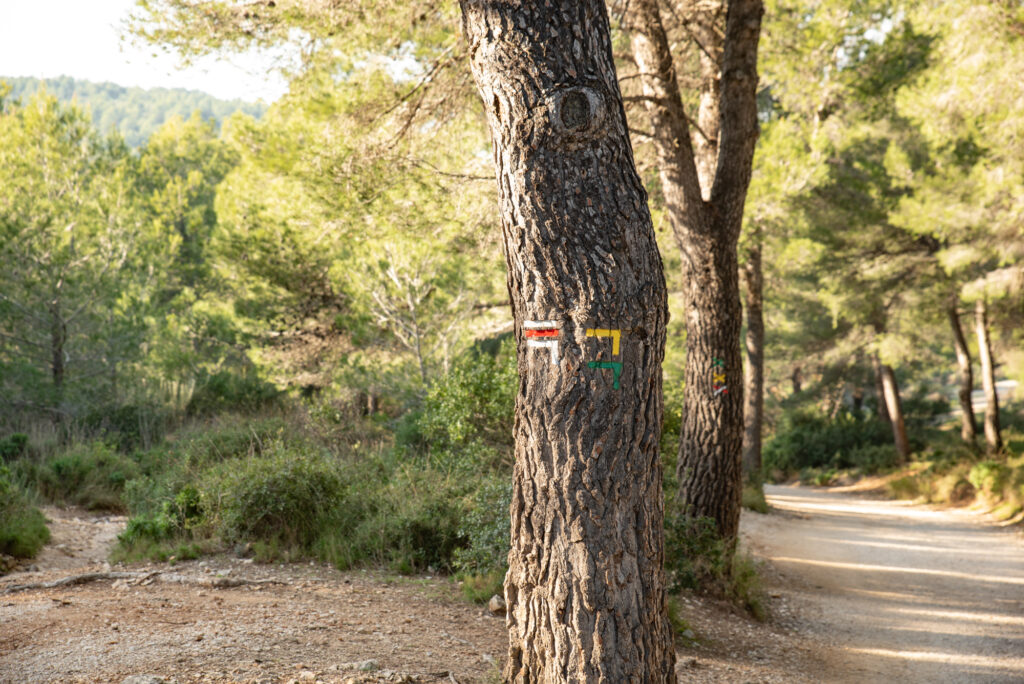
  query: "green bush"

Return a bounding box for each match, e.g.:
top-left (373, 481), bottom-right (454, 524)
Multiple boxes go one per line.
top-left (80, 403), bottom-right (169, 452)
top-left (664, 514), bottom-right (729, 594)
top-left (0, 465), bottom-right (50, 558)
top-left (19, 441), bottom-right (142, 511)
top-left (763, 409), bottom-right (892, 475)
top-left (186, 371), bottom-right (281, 416)
top-left (844, 444), bottom-right (901, 474)
top-left (0, 433), bottom-right (29, 461)
top-left (453, 476), bottom-right (512, 575)
top-left (969, 460), bottom-right (1011, 497)
top-left (202, 440), bottom-right (345, 547)
top-left (663, 511), bottom-right (767, 621)
top-left (415, 338), bottom-right (517, 472)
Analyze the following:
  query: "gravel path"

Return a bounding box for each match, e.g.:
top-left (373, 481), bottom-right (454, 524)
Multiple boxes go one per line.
top-left (743, 485), bottom-right (1024, 683)
top-left (4, 489), bottom-right (1021, 683)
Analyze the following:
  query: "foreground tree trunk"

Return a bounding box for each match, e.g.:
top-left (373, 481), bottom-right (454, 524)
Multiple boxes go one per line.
top-left (459, 1), bottom-right (676, 680)
top-left (629, 0), bottom-right (763, 543)
top-left (947, 295), bottom-right (977, 444)
top-left (975, 298), bottom-right (1002, 453)
top-left (741, 236), bottom-right (764, 485)
top-left (879, 361), bottom-right (910, 462)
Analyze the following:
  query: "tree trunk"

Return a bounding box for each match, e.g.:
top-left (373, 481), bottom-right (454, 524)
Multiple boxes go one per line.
top-left (879, 362), bottom-right (910, 462)
top-left (49, 300), bottom-right (66, 398)
top-left (459, 2), bottom-right (676, 680)
top-left (975, 298), bottom-right (1002, 453)
top-left (741, 235), bottom-right (764, 486)
top-left (629, 0), bottom-right (763, 543)
top-left (873, 355), bottom-right (891, 425)
top-left (947, 295), bottom-right (977, 444)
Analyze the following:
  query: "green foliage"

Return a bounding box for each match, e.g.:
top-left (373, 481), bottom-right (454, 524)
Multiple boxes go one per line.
top-left (186, 371), bottom-right (281, 416)
top-left (969, 461), bottom-right (1011, 498)
top-left (0, 433), bottom-right (29, 461)
top-left (664, 515), bottom-right (730, 594)
top-left (459, 570), bottom-right (506, 605)
top-left (663, 512), bottom-right (768, 621)
top-left (201, 441), bottom-right (345, 546)
top-left (20, 441), bottom-right (142, 511)
top-left (2, 76), bottom-right (264, 147)
top-left (741, 483), bottom-right (769, 514)
top-left (764, 409), bottom-right (893, 475)
top-left (452, 477), bottom-right (512, 576)
top-left (0, 464), bottom-right (50, 559)
top-left (416, 338), bottom-right (517, 472)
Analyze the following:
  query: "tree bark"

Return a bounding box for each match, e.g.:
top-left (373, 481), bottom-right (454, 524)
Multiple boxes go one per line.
top-left (459, 1), bottom-right (675, 680)
top-left (629, 0), bottom-right (763, 543)
top-left (947, 295), bottom-right (977, 444)
top-left (741, 235), bottom-right (764, 485)
top-left (975, 298), bottom-right (1002, 453)
top-left (879, 361), bottom-right (910, 462)
top-left (873, 355), bottom-right (891, 425)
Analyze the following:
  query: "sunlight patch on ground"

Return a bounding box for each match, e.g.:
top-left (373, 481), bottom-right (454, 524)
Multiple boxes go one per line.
top-left (769, 556), bottom-right (1024, 586)
top-left (846, 647), bottom-right (1024, 670)
top-left (886, 606), bottom-right (1024, 627)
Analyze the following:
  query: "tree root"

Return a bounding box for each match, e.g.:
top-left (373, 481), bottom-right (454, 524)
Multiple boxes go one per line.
top-left (1, 570), bottom-right (284, 595)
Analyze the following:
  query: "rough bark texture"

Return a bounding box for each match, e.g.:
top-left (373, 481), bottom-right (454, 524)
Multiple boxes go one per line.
top-left (741, 238), bottom-right (764, 484)
top-left (459, 1), bottom-right (676, 680)
top-left (879, 362), bottom-right (910, 462)
top-left (975, 298), bottom-right (1002, 453)
top-left (947, 296), bottom-right (977, 445)
top-left (629, 0), bottom-right (763, 542)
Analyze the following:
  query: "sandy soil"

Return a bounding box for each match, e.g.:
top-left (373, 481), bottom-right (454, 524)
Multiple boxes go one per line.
top-left (2, 488), bottom-right (1022, 683)
top-left (745, 484), bottom-right (1024, 683)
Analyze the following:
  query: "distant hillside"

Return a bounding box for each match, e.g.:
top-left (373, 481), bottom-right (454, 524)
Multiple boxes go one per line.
top-left (1, 75), bottom-right (266, 147)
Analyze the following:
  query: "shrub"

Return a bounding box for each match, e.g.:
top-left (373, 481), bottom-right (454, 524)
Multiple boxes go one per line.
top-left (186, 371), bottom-right (281, 416)
top-left (80, 403), bottom-right (169, 452)
top-left (741, 483), bottom-right (769, 513)
top-left (201, 440), bottom-right (345, 547)
top-left (763, 409), bottom-right (892, 476)
top-left (969, 461), bottom-right (1011, 498)
top-left (843, 444), bottom-right (901, 474)
top-left (25, 441), bottom-right (141, 511)
top-left (664, 514), bottom-right (729, 594)
top-left (0, 465), bottom-right (50, 558)
top-left (416, 339), bottom-right (517, 471)
top-left (663, 511), bottom-right (768, 620)
top-left (0, 433), bottom-right (29, 461)
top-left (453, 476), bottom-right (512, 575)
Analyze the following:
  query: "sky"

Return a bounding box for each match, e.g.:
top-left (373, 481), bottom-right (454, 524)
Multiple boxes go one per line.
top-left (0, 0), bottom-right (287, 102)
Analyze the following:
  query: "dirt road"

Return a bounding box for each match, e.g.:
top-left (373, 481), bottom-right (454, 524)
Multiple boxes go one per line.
top-left (3, 489), bottom-right (1023, 683)
top-left (742, 485), bottom-right (1024, 683)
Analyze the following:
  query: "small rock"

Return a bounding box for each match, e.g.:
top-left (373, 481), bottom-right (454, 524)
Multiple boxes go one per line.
top-left (681, 657), bottom-right (699, 668)
top-left (121, 676), bottom-right (166, 684)
top-left (298, 671), bottom-right (317, 681)
top-left (681, 629), bottom-right (695, 640)
top-left (488, 594), bottom-right (507, 616)
top-left (358, 659), bottom-right (379, 672)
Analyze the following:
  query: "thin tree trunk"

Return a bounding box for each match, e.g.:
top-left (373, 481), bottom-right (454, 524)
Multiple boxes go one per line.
top-left (873, 355), bottom-right (891, 425)
top-left (459, 1), bottom-right (676, 680)
top-left (629, 0), bottom-right (763, 544)
top-left (791, 365), bottom-right (802, 394)
top-left (879, 362), bottom-right (910, 462)
top-left (975, 298), bottom-right (1002, 453)
top-left (741, 235), bottom-right (764, 485)
top-left (947, 295), bottom-right (977, 444)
